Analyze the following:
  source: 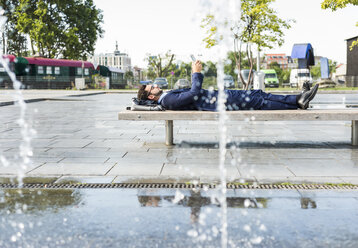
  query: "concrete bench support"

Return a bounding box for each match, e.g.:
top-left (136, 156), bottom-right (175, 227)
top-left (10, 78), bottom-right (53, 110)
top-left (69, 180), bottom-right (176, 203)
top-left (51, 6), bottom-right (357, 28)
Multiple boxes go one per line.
top-left (166, 120), bottom-right (174, 146)
top-left (119, 110), bottom-right (358, 146)
top-left (352, 120), bottom-right (358, 146)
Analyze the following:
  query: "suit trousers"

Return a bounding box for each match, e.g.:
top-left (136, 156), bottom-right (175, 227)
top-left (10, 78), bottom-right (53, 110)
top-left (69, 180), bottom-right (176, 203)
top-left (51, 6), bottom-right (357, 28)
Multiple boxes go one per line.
top-left (226, 89), bottom-right (298, 110)
top-left (259, 91), bottom-right (298, 110)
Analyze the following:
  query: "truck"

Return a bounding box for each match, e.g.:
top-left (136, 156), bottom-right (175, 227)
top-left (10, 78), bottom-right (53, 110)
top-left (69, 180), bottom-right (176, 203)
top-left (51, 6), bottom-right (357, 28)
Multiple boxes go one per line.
top-left (290, 68), bottom-right (313, 88)
top-left (261, 69), bottom-right (279, 88)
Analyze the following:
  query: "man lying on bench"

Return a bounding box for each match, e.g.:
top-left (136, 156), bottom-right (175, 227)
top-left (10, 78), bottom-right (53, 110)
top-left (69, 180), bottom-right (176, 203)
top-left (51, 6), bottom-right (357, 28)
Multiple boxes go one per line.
top-left (137, 60), bottom-right (319, 111)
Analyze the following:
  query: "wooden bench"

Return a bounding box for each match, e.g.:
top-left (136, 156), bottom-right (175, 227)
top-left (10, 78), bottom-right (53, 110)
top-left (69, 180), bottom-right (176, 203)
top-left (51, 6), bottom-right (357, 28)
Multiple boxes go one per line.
top-left (118, 109), bottom-right (358, 146)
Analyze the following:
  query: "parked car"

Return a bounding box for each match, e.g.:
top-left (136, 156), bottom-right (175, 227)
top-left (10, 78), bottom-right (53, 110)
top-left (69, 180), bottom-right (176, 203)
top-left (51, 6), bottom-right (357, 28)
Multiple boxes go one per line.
top-left (174, 78), bottom-right (190, 89)
top-left (153, 77), bottom-right (168, 88)
top-left (224, 75), bottom-right (235, 88)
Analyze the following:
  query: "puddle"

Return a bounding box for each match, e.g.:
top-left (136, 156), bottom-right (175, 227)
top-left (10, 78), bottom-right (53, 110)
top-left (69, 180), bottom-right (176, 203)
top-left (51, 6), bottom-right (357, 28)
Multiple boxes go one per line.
top-left (0, 188), bottom-right (358, 247)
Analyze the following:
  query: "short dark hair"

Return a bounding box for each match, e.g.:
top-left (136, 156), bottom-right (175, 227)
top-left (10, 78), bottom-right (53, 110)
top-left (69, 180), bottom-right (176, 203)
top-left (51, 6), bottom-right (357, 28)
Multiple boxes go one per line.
top-left (137, 85), bottom-right (150, 100)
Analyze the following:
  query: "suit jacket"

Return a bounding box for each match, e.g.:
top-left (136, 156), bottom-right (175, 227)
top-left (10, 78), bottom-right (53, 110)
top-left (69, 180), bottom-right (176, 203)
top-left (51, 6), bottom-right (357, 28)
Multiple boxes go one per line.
top-left (160, 73), bottom-right (264, 111)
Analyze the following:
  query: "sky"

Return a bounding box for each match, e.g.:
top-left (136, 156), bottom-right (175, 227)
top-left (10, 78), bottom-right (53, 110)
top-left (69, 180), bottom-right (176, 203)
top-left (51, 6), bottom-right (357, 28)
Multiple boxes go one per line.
top-left (92, 0), bottom-right (358, 68)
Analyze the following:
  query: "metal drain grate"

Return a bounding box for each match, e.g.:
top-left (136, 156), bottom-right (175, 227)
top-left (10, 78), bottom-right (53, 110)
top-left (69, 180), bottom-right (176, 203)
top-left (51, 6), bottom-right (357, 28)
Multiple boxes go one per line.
top-left (0, 183), bottom-right (357, 190)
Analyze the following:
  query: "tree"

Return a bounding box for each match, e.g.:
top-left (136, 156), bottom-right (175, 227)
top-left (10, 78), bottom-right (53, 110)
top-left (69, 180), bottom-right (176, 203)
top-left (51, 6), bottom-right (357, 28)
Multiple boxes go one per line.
top-left (202, 61), bottom-right (217, 77)
top-left (124, 71), bottom-right (134, 84)
top-left (15, 0), bottom-right (103, 59)
top-left (224, 51), bottom-right (250, 83)
top-left (0, 0), bottom-right (28, 55)
top-left (201, 0), bottom-right (293, 89)
top-left (146, 51), bottom-right (175, 78)
top-left (321, 0), bottom-right (358, 50)
top-left (173, 61), bottom-right (191, 79)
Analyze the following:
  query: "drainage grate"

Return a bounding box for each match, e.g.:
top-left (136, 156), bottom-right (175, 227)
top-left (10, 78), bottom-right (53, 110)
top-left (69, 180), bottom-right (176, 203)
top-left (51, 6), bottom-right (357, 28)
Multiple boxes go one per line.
top-left (0, 183), bottom-right (357, 190)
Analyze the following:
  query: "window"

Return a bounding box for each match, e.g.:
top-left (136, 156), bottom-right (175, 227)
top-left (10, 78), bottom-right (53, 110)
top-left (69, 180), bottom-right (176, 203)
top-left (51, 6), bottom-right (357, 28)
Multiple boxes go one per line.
top-left (55, 67), bottom-right (60, 75)
top-left (84, 68), bottom-right (89, 75)
top-left (77, 67), bottom-right (82, 75)
top-left (46, 66), bottom-right (52, 74)
top-left (38, 66), bottom-right (44, 74)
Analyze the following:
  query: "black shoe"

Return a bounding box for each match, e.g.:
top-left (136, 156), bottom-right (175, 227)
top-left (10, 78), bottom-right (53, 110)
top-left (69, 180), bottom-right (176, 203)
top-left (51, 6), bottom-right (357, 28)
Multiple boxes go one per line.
top-left (301, 81), bottom-right (310, 93)
top-left (297, 84), bottom-right (319, 109)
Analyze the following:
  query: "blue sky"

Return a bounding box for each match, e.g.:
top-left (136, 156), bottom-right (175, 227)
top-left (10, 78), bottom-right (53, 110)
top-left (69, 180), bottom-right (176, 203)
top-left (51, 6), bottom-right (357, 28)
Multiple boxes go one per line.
top-left (93, 0), bottom-right (357, 67)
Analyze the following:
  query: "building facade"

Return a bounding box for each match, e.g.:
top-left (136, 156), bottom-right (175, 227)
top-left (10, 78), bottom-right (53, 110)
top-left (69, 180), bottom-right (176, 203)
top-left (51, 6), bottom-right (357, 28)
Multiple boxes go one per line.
top-left (90, 43), bottom-right (132, 72)
top-left (264, 53), bottom-right (296, 69)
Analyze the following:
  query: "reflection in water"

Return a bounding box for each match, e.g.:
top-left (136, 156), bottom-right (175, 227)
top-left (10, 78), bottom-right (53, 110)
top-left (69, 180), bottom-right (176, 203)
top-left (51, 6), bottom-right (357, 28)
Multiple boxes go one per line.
top-left (138, 194), bottom-right (269, 209)
top-left (0, 189), bottom-right (81, 213)
top-left (301, 198), bottom-right (317, 209)
top-left (138, 190), bottom-right (272, 225)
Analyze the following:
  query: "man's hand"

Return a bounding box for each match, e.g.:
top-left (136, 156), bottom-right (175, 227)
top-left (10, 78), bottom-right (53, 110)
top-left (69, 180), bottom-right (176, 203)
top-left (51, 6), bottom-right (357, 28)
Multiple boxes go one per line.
top-left (192, 60), bottom-right (202, 73)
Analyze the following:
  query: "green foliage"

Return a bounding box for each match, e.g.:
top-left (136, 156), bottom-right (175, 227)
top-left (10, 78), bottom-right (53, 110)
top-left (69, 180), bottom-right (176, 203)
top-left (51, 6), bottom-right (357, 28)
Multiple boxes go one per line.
top-left (321, 0), bottom-right (358, 49)
top-left (0, 0), bottom-right (28, 55)
top-left (224, 51), bottom-right (251, 79)
top-left (173, 62), bottom-right (191, 79)
top-left (202, 61), bottom-right (217, 77)
top-left (14, 0), bottom-right (103, 59)
top-left (144, 69), bottom-right (156, 80)
top-left (201, 0), bottom-right (293, 89)
top-left (124, 71), bottom-right (134, 79)
top-left (146, 51), bottom-right (175, 78)
top-left (200, 15), bottom-right (217, 48)
top-left (202, 76), bottom-right (217, 89)
top-left (310, 59), bottom-right (337, 79)
top-left (310, 64), bottom-right (321, 79)
top-left (267, 62), bottom-right (290, 86)
top-left (124, 71), bottom-right (134, 84)
top-left (238, 0), bottom-right (293, 50)
top-left (321, 0), bottom-right (358, 10)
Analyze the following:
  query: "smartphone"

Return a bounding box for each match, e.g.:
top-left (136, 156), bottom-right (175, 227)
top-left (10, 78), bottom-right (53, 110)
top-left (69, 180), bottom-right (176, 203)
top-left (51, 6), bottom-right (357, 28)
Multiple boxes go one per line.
top-left (190, 54), bottom-right (196, 62)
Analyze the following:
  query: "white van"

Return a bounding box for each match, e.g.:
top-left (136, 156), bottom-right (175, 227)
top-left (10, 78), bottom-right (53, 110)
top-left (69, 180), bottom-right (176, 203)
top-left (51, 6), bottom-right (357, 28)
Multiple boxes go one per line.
top-left (290, 69), bottom-right (313, 88)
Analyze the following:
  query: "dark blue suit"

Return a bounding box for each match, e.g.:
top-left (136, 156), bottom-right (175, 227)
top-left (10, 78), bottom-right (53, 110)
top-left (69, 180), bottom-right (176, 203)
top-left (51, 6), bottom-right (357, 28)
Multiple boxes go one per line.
top-left (160, 73), bottom-right (298, 111)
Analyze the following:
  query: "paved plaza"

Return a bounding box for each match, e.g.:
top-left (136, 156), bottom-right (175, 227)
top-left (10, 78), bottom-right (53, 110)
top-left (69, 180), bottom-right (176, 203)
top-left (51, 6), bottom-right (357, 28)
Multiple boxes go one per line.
top-left (0, 90), bottom-right (358, 185)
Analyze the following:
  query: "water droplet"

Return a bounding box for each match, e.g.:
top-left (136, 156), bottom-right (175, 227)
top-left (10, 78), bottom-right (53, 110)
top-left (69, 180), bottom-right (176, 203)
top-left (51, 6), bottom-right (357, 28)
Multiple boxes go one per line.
top-left (244, 199), bottom-right (251, 208)
top-left (250, 236), bottom-right (263, 244)
top-left (259, 224), bottom-right (267, 231)
top-left (187, 229), bottom-right (198, 237)
top-left (18, 223), bottom-right (24, 230)
top-left (10, 235), bottom-right (16, 242)
top-left (243, 225), bottom-right (251, 232)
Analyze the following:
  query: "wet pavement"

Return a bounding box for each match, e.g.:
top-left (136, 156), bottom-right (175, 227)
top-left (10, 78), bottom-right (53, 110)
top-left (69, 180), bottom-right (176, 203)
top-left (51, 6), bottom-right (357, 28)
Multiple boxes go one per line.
top-left (1, 90), bottom-right (358, 247)
top-left (0, 91), bottom-right (358, 184)
top-left (1, 188), bottom-right (358, 248)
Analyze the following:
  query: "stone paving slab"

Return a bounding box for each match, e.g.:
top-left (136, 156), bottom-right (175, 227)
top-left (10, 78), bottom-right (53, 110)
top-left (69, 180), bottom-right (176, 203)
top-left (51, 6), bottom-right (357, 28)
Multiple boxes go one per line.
top-left (111, 175), bottom-right (201, 184)
top-left (106, 161), bottom-right (164, 176)
top-left (54, 175), bottom-right (116, 184)
top-left (27, 162), bottom-right (116, 176)
top-left (161, 163), bottom-right (240, 178)
top-left (239, 163), bottom-right (295, 178)
top-left (254, 176), bottom-right (346, 184)
top-left (0, 89), bottom-right (106, 105)
top-left (1, 92), bottom-right (358, 185)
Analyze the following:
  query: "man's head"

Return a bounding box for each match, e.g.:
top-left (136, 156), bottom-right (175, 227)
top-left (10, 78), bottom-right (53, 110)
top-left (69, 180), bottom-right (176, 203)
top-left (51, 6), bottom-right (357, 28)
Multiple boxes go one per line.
top-left (137, 84), bottom-right (163, 101)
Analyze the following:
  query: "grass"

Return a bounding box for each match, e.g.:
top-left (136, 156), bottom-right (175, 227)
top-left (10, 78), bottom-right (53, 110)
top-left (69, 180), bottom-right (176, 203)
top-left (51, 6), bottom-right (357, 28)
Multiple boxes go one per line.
top-left (265, 86), bottom-right (358, 92)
